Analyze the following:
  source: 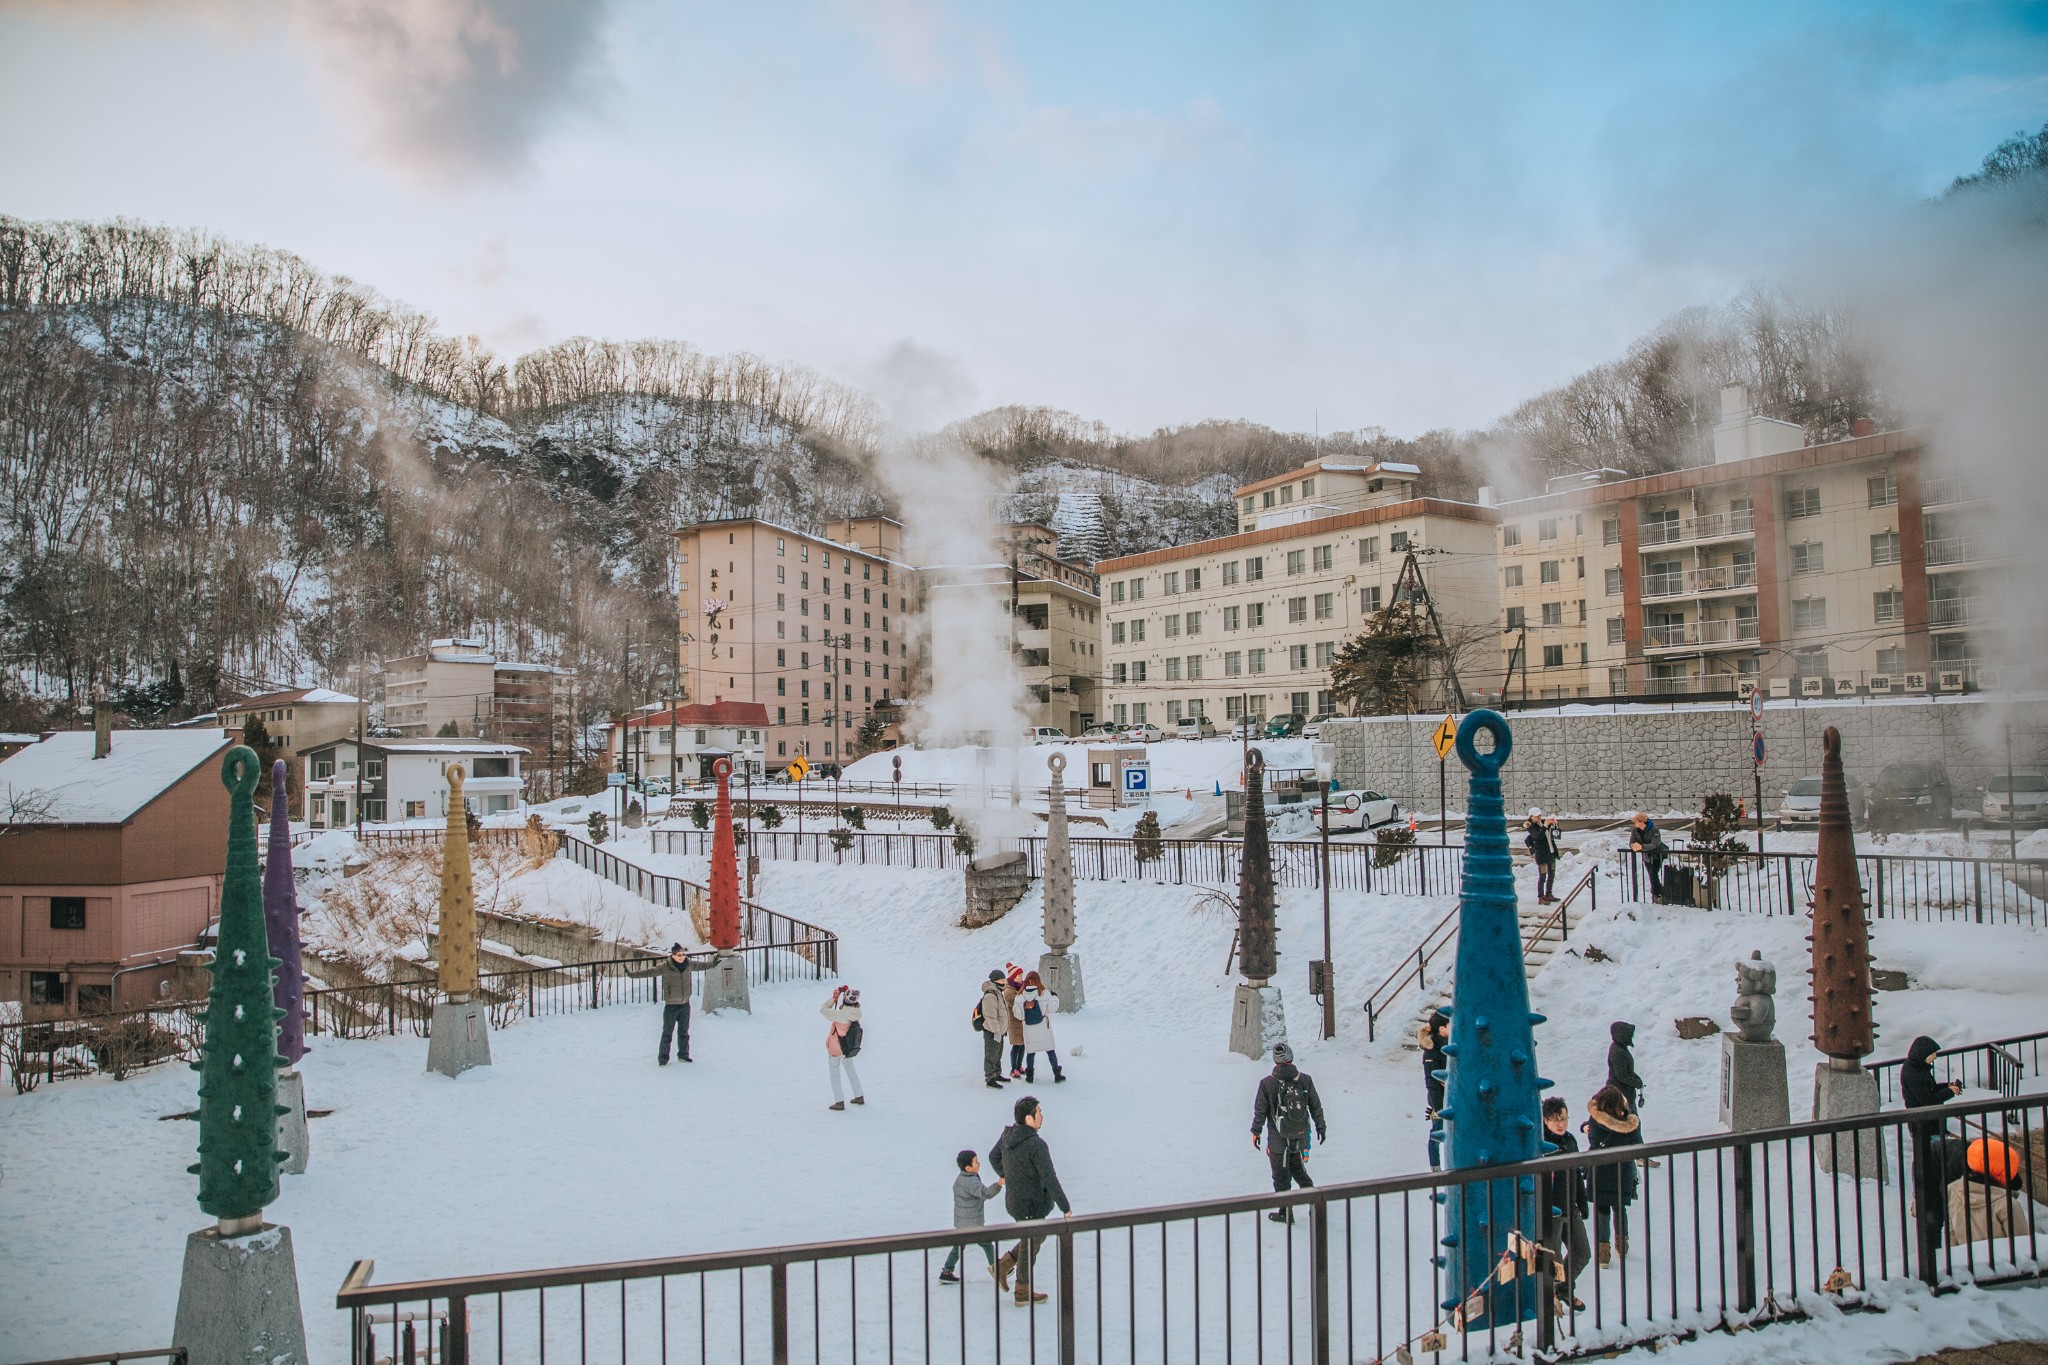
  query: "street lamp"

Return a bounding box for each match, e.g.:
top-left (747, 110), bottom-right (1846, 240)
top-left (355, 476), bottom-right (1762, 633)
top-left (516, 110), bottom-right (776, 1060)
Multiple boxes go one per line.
top-left (1312, 740), bottom-right (1337, 1041)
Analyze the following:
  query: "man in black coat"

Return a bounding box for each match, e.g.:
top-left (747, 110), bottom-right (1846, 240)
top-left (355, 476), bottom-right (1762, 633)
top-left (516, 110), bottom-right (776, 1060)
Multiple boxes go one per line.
top-left (1525, 808), bottom-right (1562, 903)
top-left (989, 1095), bottom-right (1070, 1305)
top-left (1626, 813), bottom-right (1666, 902)
top-left (1607, 1021), bottom-right (1645, 1110)
top-left (1251, 1042), bottom-right (1328, 1222)
top-left (1902, 1035), bottom-right (1964, 1244)
top-left (1420, 1011), bottom-right (1450, 1169)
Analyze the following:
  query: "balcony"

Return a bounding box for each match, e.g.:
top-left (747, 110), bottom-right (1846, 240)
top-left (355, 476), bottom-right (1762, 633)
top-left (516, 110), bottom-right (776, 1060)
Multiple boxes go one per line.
top-left (1637, 509), bottom-right (1756, 547)
top-left (1642, 618), bottom-right (1761, 652)
top-left (1919, 475), bottom-right (1976, 507)
top-left (1930, 596), bottom-right (1993, 628)
top-left (1642, 674), bottom-right (1748, 698)
top-left (1640, 564), bottom-right (1760, 599)
top-left (1925, 535), bottom-right (2010, 567)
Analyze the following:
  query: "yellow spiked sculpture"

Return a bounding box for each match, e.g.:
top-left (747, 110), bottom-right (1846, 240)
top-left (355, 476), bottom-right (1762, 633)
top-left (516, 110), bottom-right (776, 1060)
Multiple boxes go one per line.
top-left (427, 766), bottom-right (492, 1076)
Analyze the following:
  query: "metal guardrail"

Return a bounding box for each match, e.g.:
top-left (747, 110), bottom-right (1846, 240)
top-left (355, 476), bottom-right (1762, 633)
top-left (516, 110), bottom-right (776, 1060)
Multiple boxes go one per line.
top-left (12, 1351), bottom-right (190, 1365)
top-left (1869, 1029), bottom-right (2048, 1104)
top-left (335, 1092), bottom-right (2048, 1365)
top-left (1616, 847), bottom-right (2048, 924)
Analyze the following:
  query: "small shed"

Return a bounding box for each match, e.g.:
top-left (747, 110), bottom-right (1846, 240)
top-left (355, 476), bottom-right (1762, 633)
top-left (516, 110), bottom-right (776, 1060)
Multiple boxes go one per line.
top-left (1084, 745), bottom-right (1148, 809)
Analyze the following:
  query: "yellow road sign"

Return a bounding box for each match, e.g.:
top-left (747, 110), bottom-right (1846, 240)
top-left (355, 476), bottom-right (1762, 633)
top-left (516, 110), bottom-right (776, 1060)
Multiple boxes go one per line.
top-left (1430, 714), bottom-right (1458, 761)
top-left (787, 755), bottom-right (811, 782)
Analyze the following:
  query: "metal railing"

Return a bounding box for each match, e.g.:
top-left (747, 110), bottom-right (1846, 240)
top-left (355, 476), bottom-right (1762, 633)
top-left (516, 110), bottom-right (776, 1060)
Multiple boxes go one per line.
top-left (651, 829), bottom-right (1468, 898)
top-left (13, 1351), bottom-right (190, 1365)
top-left (1641, 674), bottom-right (1747, 698)
top-left (1931, 596), bottom-right (1992, 627)
top-left (1638, 510), bottom-right (1756, 547)
top-left (1616, 847), bottom-right (2048, 924)
top-left (1920, 475), bottom-right (1973, 507)
top-left (1362, 865), bottom-right (1596, 1041)
top-left (1926, 535), bottom-right (2010, 567)
top-left (335, 1092), bottom-right (2048, 1365)
top-left (1869, 1029), bottom-right (2048, 1103)
top-left (1642, 565), bottom-right (1759, 599)
top-left (1642, 618), bottom-right (1761, 650)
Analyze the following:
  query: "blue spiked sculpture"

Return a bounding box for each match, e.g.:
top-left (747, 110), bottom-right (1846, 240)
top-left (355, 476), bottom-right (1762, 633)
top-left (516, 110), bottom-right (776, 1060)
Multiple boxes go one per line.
top-left (1438, 710), bottom-right (1550, 1329)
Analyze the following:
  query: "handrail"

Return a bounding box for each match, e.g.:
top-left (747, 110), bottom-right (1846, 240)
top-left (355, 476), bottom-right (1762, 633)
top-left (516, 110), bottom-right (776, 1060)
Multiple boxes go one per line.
top-left (11, 1351), bottom-right (190, 1365)
top-left (1520, 864), bottom-right (1597, 955)
top-left (1867, 1027), bottom-right (2048, 1101)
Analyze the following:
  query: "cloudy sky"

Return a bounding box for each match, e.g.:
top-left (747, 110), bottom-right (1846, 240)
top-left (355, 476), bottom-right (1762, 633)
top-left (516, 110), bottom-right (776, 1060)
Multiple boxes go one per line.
top-left (2, 1), bottom-right (2044, 435)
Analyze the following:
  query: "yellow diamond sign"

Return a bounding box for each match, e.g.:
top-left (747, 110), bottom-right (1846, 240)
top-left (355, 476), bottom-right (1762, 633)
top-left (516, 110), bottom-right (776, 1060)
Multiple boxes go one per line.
top-left (786, 755), bottom-right (811, 782)
top-left (1430, 714), bottom-right (1457, 761)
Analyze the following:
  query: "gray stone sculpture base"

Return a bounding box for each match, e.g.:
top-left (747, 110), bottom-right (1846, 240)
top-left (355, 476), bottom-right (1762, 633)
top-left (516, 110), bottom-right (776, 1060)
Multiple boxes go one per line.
top-left (1719, 1035), bottom-right (1789, 1132)
top-left (275, 1069), bottom-right (309, 1175)
top-left (173, 1222), bottom-right (310, 1365)
top-left (700, 951), bottom-right (752, 1014)
top-left (1229, 983), bottom-right (1287, 1061)
top-left (1038, 951), bottom-right (1084, 1012)
top-left (1814, 1062), bottom-right (1887, 1182)
top-left (426, 998), bottom-right (493, 1078)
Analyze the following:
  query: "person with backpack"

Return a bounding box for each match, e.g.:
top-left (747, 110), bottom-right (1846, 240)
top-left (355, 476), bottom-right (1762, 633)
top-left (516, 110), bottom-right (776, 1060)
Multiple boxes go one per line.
top-left (989, 1094), bottom-right (1070, 1306)
top-left (1012, 971), bottom-right (1065, 1083)
top-left (624, 942), bottom-right (717, 1065)
top-left (1251, 1042), bottom-right (1327, 1222)
top-left (1420, 1010), bottom-right (1450, 1169)
top-left (1606, 1021), bottom-right (1645, 1112)
top-left (1525, 808), bottom-right (1562, 904)
top-left (821, 985), bottom-right (865, 1111)
top-left (977, 970), bottom-right (1010, 1089)
top-left (1584, 1084), bottom-right (1642, 1266)
top-left (1004, 964), bottom-right (1028, 1078)
top-left (1627, 813), bottom-right (1666, 903)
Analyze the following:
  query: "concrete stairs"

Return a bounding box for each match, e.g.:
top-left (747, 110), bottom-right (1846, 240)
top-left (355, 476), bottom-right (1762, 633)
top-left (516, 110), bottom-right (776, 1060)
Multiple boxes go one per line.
top-left (1396, 874), bottom-right (1594, 1049)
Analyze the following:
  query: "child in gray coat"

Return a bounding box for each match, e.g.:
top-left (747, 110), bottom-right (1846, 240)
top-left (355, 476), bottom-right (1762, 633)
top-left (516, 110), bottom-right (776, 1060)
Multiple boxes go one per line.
top-left (938, 1149), bottom-right (1004, 1283)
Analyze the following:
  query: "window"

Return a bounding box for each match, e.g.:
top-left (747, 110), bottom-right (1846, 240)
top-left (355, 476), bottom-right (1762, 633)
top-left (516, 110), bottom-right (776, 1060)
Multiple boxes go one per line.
top-left (1112, 663), bottom-right (1128, 684)
top-left (1313, 592), bottom-right (1333, 620)
top-left (1286, 550), bottom-right (1306, 576)
top-left (777, 565), bottom-right (786, 583)
top-left (1132, 619), bottom-right (1146, 642)
top-left (1109, 581), bottom-right (1128, 604)
top-left (1247, 603), bottom-right (1265, 627)
top-left (1287, 597), bottom-right (1308, 623)
top-left (1164, 615), bottom-right (1181, 639)
top-left (1576, 556), bottom-right (1586, 579)
top-left (1358, 537), bottom-right (1379, 564)
top-left (1132, 662), bottom-right (1148, 682)
top-left (1502, 524), bottom-right (1523, 548)
top-left (362, 799), bottom-right (386, 821)
top-left (1791, 542), bottom-right (1824, 575)
top-left (1164, 571), bottom-right (1180, 594)
top-left (1609, 667), bottom-right (1629, 695)
top-left (50, 896), bottom-right (86, 930)
top-left (1187, 655), bottom-right (1204, 679)
top-left (1248, 648), bottom-right (1267, 674)
top-left (1602, 518), bottom-right (1621, 546)
top-left (777, 678), bottom-right (786, 696)
top-left (1113, 704), bottom-right (1129, 724)
top-left (1278, 484), bottom-right (1293, 504)
top-left (1302, 477), bottom-right (1316, 496)
top-left (1224, 651), bottom-right (1243, 676)
top-left (1129, 578), bottom-right (1145, 600)
top-left (1506, 606), bottom-right (1526, 630)
top-left (1539, 560), bottom-right (1560, 584)
top-left (1262, 490), bottom-right (1276, 508)
top-left (1316, 689), bottom-right (1335, 714)
top-left (1242, 496), bottom-right (1256, 514)
top-left (1111, 621), bottom-right (1126, 644)
top-left (1165, 658), bottom-right (1182, 681)
top-left (1360, 586), bottom-right (1381, 613)
top-left (1389, 531), bottom-right (1411, 551)
top-left (801, 599), bottom-right (810, 617)
top-left (1221, 561), bottom-right (1240, 586)
top-left (1786, 488), bottom-right (1821, 518)
top-left (1868, 473), bottom-right (1897, 508)
top-left (1185, 611), bottom-right (1202, 635)
top-left (1314, 641), bottom-right (1335, 667)
top-left (28, 972), bottom-right (63, 1006)
top-left (1503, 565), bottom-right (1524, 589)
top-left (1245, 557), bottom-right (1264, 582)
top-left (1606, 617), bottom-right (1626, 645)
top-left (1876, 646), bottom-right (1906, 675)
top-left (1187, 569), bottom-right (1202, 590)
top-left (1225, 696), bottom-right (1244, 719)
top-left (1870, 531), bottom-right (1900, 566)
top-left (1541, 602), bottom-right (1563, 627)
top-left (1312, 545), bottom-right (1333, 572)
top-left (800, 680), bottom-right (810, 698)
top-left (1132, 703), bottom-right (1149, 723)
top-left (1291, 691), bottom-right (1311, 715)
top-left (1223, 606), bottom-right (1240, 631)
top-left (1873, 590), bottom-right (1905, 624)
top-left (1167, 701), bottom-right (1184, 723)
top-left (1288, 644), bottom-right (1309, 669)
top-left (313, 758), bottom-right (334, 779)
top-left (1604, 566), bottom-right (1623, 596)
top-left (1542, 645), bottom-right (1565, 668)
top-left (1793, 597), bottom-right (1829, 630)
top-left (1538, 518), bottom-right (1559, 542)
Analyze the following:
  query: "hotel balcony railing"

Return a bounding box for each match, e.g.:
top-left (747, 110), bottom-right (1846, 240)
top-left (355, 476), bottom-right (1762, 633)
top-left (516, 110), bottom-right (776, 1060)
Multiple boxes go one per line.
top-left (1642, 618), bottom-right (1762, 650)
top-left (1642, 673), bottom-right (1747, 697)
top-left (1925, 535), bottom-right (2008, 567)
top-left (1930, 596), bottom-right (1991, 627)
top-left (1919, 475), bottom-right (1973, 507)
top-left (1640, 564), bottom-right (1760, 598)
top-left (1636, 509), bottom-right (1756, 547)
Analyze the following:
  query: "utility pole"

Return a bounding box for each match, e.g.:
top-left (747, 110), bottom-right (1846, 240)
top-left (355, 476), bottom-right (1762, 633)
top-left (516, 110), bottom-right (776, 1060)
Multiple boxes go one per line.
top-left (354, 701), bottom-right (365, 836)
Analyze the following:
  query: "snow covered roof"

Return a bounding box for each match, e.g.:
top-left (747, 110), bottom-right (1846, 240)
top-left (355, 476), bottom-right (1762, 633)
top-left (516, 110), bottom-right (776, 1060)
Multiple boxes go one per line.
top-left (492, 661), bottom-right (574, 676)
top-left (375, 740), bottom-right (529, 755)
top-left (224, 686), bottom-right (360, 709)
top-left (623, 701), bottom-right (770, 728)
top-left (0, 728), bottom-right (233, 825)
top-left (0, 732), bottom-right (39, 745)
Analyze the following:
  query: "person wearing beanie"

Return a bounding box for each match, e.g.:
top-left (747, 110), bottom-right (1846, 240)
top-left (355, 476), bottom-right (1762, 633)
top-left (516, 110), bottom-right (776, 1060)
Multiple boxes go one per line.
top-left (624, 942), bottom-right (717, 1065)
top-left (1003, 964), bottom-right (1028, 1078)
top-left (1946, 1136), bottom-right (2036, 1247)
top-left (1251, 1042), bottom-right (1327, 1222)
top-left (1012, 970), bottom-right (1065, 1084)
top-left (1419, 1010), bottom-right (1450, 1169)
top-left (820, 984), bottom-right (865, 1110)
top-left (977, 970), bottom-right (1011, 1089)
top-left (1525, 806), bottom-right (1562, 904)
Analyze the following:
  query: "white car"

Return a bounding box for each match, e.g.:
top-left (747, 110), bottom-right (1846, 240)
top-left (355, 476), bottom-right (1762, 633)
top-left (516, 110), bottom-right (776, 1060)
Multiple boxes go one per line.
top-left (1175, 715), bottom-right (1218, 740)
top-left (1120, 723), bottom-right (1168, 743)
top-left (1983, 772), bottom-right (2048, 823)
top-left (1777, 774), bottom-right (1867, 827)
top-left (1313, 789), bottom-right (1403, 832)
top-left (1230, 717), bottom-right (1264, 740)
top-left (1025, 726), bottom-right (1070, 745)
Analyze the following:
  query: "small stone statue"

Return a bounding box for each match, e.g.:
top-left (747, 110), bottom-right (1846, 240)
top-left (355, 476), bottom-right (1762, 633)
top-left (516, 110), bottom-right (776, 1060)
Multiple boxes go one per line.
top-left (1729, 950), bottom-right (1777, 1044)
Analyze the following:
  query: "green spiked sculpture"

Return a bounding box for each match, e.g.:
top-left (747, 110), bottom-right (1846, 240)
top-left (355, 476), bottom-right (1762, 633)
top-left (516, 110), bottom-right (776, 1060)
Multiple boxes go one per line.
top-left (189, 745), bottom-right (286, 1220)
top-left (1439, 711), bottom-right (1549, 1330)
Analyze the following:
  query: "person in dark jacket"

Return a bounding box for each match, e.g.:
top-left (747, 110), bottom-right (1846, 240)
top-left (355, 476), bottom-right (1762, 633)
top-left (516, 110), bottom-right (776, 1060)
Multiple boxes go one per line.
top-left (1540, 1097), bottom-right (1591, 1310)
top-left (1525, 808), bottom-right (1562, 904)
top-left (938, 1149), bottom-right (1003, 1283)
top-left (1627, 813), bottom-right (1666, 902)
top-left (1901, 1034), bottom-right (1964, 1241)
top-left (978, 971), bottom-right (1011, 1089)
top-left (1584, 1085), bottom-right (1642, 1266)
top-left (1251, 1042), bottom-right (1328, 1222)
top-left (988, 1095), bottom-right (1070, 1306)
top-left (1420, 1011), bottom-right (1450, 1169)
top-left (1606, 1021), bottom-right (1645, 1111)
top-left (624, 944), bottom-right (716, 1064)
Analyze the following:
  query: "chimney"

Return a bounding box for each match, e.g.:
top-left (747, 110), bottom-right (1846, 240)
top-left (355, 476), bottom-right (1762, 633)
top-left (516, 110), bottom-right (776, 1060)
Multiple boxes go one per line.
top-left (1851, 418), bottom-right (1875, 438)
top-left (93, 689), bottom-right (112, 759)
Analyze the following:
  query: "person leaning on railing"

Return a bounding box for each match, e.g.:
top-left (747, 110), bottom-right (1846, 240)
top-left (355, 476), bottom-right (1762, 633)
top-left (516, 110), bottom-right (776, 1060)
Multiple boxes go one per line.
top-left (1901, 1035), bottom-right (1965, 1240)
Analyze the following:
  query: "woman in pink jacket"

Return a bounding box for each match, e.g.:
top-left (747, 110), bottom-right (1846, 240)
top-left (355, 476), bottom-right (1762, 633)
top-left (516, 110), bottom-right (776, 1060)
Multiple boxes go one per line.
top-left (821, 985), bottom-right (865, 1111)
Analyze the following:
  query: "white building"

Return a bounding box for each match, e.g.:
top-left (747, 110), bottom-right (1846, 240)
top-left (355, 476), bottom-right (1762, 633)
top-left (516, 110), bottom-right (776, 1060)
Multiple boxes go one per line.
top-left (606, 701), bottom-right (771, 783)
top-left (299, 738), bottom-right (528, 828)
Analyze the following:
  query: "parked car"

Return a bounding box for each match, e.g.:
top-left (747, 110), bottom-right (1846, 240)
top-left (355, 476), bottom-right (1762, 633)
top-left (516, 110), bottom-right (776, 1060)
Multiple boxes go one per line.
top-left (641, 776), bottom-right (673, 796)
top-left (1025, 726), bottom-right (1071, 745)
top-left (1263, 713), bottom-right (1307, 739)
top-left (1120, 723), bottom-right (1168, 743)
top-left (1313, 788), bottom-right (1403, 832)
top-left (1981, 772), bottom-right (2048, 824)
top-left (1230, 717), bottom-right (1264, 740)
top-left (1175, 715), bottom-right (1218, 740)
top-left (1776, 774), bottom-right (1867, 828)
top-left (1867, 761), bottom-right (1954, 830)
top-left (1079, 723), bottom-right (1121, 740)
top-left (1302, 713), bottom-right (1342, 739)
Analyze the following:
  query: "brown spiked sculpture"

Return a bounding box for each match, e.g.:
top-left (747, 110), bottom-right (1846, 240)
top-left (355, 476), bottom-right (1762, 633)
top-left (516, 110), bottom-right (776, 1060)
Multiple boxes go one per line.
top-left (1807, 726), bottom-right (1874, 1060)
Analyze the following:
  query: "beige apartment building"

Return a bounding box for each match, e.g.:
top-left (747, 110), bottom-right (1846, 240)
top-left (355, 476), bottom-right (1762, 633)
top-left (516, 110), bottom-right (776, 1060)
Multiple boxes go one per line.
top-left (379, 639), bottom-right (572, 742)
top-left (1007, 526), bottom-right (1102, 735)
top-left (1492, 388), bottom-right (2013, 701)
top-left (674, 517), bottom-right (912, 764)
top-left (1098, 462), bottom-right (1501, 727)
top-left (218, 687), bottom-right (362, 756)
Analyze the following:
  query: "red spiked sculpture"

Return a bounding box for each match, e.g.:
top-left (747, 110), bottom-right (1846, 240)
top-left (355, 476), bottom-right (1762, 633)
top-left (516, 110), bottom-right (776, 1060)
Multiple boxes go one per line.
top-left (1808, 726), bottom-right (1875, 1060)
top-left (708, 756), bottom-right (742, 951)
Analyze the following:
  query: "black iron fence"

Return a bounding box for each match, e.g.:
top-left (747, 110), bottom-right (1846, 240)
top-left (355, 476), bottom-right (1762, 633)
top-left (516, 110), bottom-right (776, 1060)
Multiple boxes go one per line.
top-left (1617, 847), bottom-right (2048, 924)
top-left (1869, 1029), bottom-right (2048, 1104)
top-left (653, 829), bottom-right (1468, 898)
top-left (335, 1092), bottom-right (2048, 1365)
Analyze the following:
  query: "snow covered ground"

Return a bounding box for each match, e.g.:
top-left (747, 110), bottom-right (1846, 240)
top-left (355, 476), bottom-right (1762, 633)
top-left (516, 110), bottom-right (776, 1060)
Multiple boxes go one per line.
top-left (2, 841), bottom-right (2044, 1362)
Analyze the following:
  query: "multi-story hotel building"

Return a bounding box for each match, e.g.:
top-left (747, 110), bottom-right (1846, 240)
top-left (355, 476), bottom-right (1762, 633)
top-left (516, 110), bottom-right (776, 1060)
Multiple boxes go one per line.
top-left (1491, 387), bottom-right (2012, 700)
top-left (1006, 525), bottom-right (1103, 735)
top-left (673, 517), bottom-right (912, 763)
top-left (1096, 462), bottom-right (1502, 726)
top-left (379, 639), bottom-right (572, 743)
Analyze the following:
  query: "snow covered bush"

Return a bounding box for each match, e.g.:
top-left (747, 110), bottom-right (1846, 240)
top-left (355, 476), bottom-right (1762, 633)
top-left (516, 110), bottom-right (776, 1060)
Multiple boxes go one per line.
top-left (757, 804), bottom-right (783, 829)
top-left (930, 805), bottom-right (954, 831)
top-left (690, 800), bottom-right (710, 829)
top-left (587, 811), bottom-right (610, 844)
top-left (1133, 811), bottom-right (1163, 866)
top-left (1373, 823), bottom-right (1416, 868)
